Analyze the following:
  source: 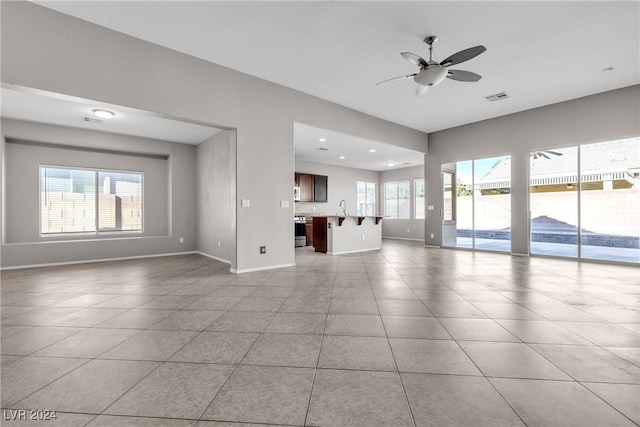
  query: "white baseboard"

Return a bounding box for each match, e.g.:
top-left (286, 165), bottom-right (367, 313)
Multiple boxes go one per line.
top-left (327, 247), bottom-right (381, 255)
top-left (196, 251), bottom-right (231, 265)
top-left (0, 251), bottom-right (198, 271)
top-left (382, 236), bottom-right (425, 242)
top-left (511, 252), bottom-right (530, 257)
top-left (424, 244), bottom-right (440, 248)
top-left (231, 263), bottom-right (295, 274)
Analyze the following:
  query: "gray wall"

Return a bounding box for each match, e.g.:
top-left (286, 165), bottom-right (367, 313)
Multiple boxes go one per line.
top-left (1, 118), bottom-right (197, 268)
top-left (424, 85), bottom-right (640, 255)
top-left (294, 161), bottom-right (380, 217)
top-left (1, 1), bottom-right (427, 272)
top-left (379, 165), bottom-right (425, 241)
top-left (196, 129), bottom-right (236, 267)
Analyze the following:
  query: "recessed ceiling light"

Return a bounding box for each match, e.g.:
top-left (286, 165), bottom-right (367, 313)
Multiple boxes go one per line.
top-left (339, 156), bottom-right (346, 159)
top-left (386, 161), bottom-right (396, 167)
top-left (93, 109), bottom-right (115, 119)
top-left (369, 149), bottom-right (377, 153)
top-left (319, 138), bottom-right (327, 142)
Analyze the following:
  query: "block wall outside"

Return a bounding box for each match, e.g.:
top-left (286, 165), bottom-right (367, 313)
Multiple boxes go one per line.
top-left (455, 188), bottom-right (639, 236)
top-left (41, 192), bottom-right (142, 234)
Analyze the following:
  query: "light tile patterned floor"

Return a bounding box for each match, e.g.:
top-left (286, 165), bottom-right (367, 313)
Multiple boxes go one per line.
top-left (1, 240), bottom-right (639, 426)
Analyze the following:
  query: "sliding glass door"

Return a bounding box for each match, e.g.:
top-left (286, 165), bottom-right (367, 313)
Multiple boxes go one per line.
top-left (580, 139), bottom-right (639, 262)
top-left (474, 156), bottom-right (511, 251)
top-left (441, 156), bottom-right (511, 252)
top-left (529, 147), bottom-right (579, 258)
top-left (529, 137), bottom-right (639, 263)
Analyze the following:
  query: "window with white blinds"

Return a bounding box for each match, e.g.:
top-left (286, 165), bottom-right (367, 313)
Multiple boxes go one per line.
top-left (40, 166), bottom-right (143, 235)
top-left (384, 180), bottom-right (410, 219)
top-left (356, 181), bottom-right (377, 216)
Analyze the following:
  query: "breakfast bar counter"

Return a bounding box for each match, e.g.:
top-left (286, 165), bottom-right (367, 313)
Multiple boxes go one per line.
top-left (311, 215), bottom-right (383, 255)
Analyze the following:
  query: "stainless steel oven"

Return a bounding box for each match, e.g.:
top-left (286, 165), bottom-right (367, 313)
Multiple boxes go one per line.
top-left (294, 216), bottom-right (306, 247)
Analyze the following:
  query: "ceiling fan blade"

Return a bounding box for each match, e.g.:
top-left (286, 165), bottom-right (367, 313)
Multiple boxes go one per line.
top-left (376, 73), bottom-right (417, 86)
top-left (446, 69), bottom-right (482, 82)
top-left (546, 150), bottom-right (563, 156)
top-left (440, 45), bottom-right (486, 67)
top-left (415, 84), bottom-right (429, 96)
top-left (401, 52), bottom-right (427, 68)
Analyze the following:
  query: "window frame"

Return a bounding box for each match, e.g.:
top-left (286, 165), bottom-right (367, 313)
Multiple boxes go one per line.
top-left (356, 181), bottom-right (377, 216)
top-left (414, 178), bottom-right (425, 219)
top-left (384, 180), bottom-right (410, 219)
top-left (39, 165), bottom-right (144, 237)
top-left (442, 171), bottom-right (455, 221)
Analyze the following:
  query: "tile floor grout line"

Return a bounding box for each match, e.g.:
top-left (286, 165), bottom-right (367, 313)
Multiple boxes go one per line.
top-left (301, 274), bottom-right (333, 427)
top-left (5, 355), bottom-right (95, 409)
top-left (574, 380), bottom-right (640, 427)
top-left (368, 262), bottom-right (418, 427)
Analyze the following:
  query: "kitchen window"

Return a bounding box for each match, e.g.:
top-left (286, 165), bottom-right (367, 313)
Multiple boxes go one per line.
top-left (40, 166), bottom-right (143, 235)
top-left (357, 181), bottom-right (376, 216)
top-left (384, 180), bottom-right (410, 219)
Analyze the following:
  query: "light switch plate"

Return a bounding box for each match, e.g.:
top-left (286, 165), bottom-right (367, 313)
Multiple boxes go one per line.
top-left (241, 199), bottom-right (250, 208)
top-left (281, 201), bottom-right (290, 208)
top-left (427, 205), bottom-right (435, 211)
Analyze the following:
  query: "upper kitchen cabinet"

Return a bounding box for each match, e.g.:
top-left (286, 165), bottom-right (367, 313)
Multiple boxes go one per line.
top-left (296, 173), bottom-right (314, 202)
top-left (295, 172), bottom-right (328, 203)
top-left (314, 175), bottom-right (328, 203)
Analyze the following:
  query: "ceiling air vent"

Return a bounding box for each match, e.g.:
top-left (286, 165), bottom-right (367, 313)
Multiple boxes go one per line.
top-left (82, 116), bottom-right (102, 124)
top-left (315, 147), bottom-right (329, 151)
top-left (485, 92), bottom-right (509, 102)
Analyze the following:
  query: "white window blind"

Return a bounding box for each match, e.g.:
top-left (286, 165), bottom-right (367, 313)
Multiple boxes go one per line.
top-left (40, 166), bottom-right (143, 235)
top-left (357, 181), bottom-right (377, 216)
top-left (384, 180), bottom-right (410, 219)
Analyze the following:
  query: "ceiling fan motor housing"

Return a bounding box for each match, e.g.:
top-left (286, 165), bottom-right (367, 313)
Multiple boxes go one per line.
top-left (414, 66), bottom-right (448, 87)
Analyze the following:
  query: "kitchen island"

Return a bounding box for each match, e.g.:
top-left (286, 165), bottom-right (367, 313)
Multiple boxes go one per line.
top-left (312, 216), bottom-right (383, 255)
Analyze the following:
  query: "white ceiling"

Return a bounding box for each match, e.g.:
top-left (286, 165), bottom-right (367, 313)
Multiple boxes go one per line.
top-left (14, 1), bottom-right (640, 170)
top-left (1, 88), bottom-right (222, 145)
top-left (295, 123), bottom-right (424, 171)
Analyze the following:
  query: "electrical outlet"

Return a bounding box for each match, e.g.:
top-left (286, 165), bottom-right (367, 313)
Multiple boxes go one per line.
top-left (407, 228), bottom-right (410, 233)
top-left (361, 234), bottom-right (365, 240)
top-left (260, 246), bottom-right (266, 254)
top-left (179, 237), bottom-right (184, 244)
top-left (217, 240), bottom-right (221, 247)
top-left (430, 233), bottom-right (435, 239)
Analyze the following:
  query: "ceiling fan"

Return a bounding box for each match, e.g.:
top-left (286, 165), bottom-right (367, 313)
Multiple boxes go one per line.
top-left (531, 150), bottom-right (563, 160)
top-left (377, 36), bottom-right (486, 96)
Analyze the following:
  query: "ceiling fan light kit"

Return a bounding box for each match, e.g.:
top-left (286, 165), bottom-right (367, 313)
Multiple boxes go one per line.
top-left (414, 67), bottom-right (448, 87)
top-left (377, 35), bottom-right (486, 96)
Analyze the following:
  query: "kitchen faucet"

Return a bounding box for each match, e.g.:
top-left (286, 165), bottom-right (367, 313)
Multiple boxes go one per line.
top-left (339, 200), bottom-right (348, 216)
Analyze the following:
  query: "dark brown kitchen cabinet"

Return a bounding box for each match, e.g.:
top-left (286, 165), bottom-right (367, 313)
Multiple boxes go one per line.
top-left (296, 173), bottom-right (314, 202)
top-left (313, 216), bottom-right (327, 253)
top-left (313, 175), bottom-right (328, 203)
top-left (295, 172), bottom-right (328, 203)
top-left (305, 217), bottom-right (313, 246)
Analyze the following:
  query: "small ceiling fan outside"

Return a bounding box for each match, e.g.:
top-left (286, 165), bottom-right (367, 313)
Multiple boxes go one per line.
top-left (531, 150), bottom-right (563, 160)
top-left (377, 36), bottom-right (486, 96)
